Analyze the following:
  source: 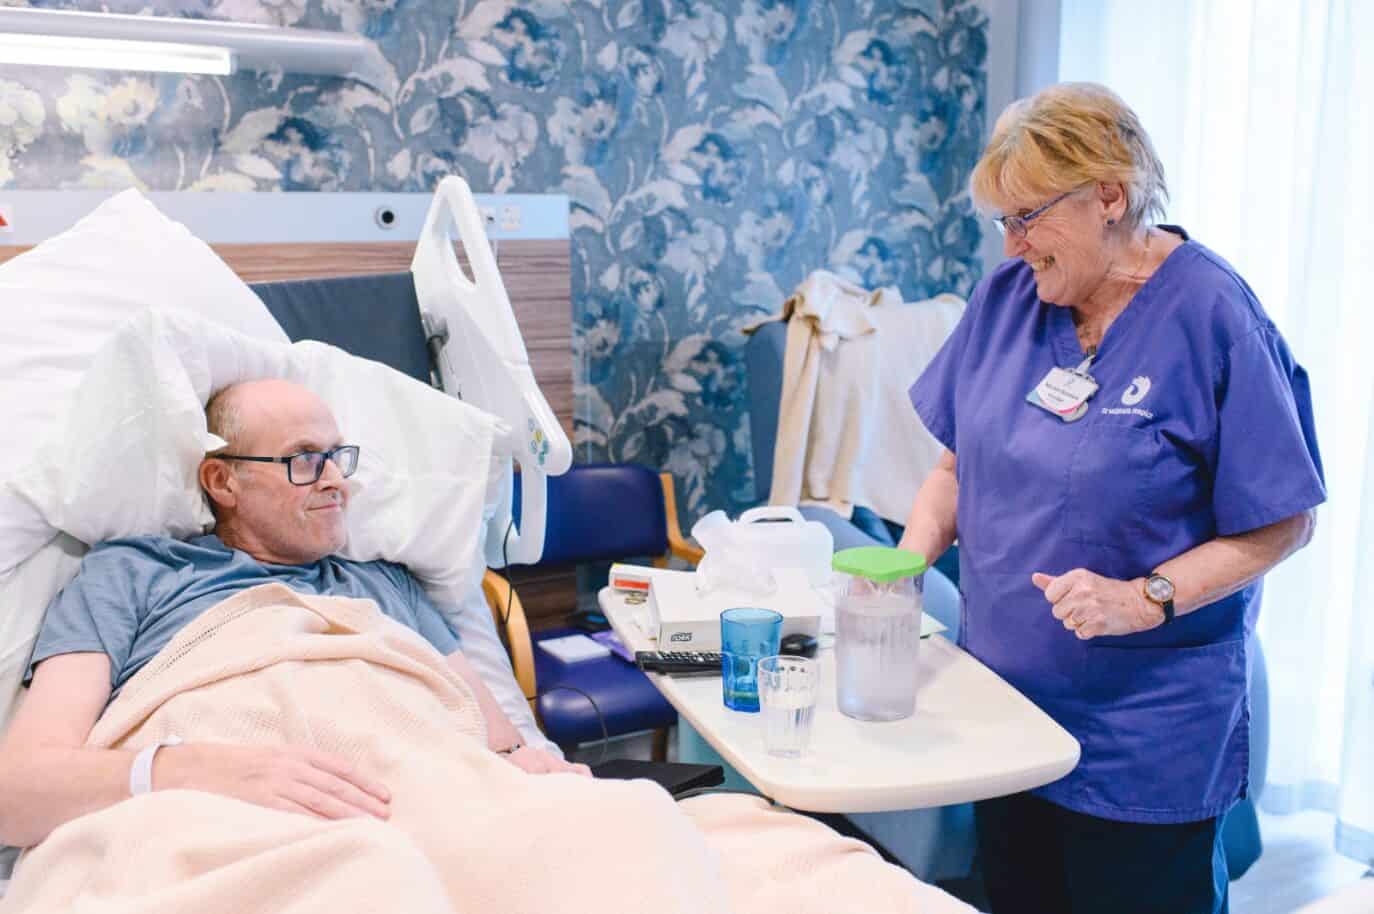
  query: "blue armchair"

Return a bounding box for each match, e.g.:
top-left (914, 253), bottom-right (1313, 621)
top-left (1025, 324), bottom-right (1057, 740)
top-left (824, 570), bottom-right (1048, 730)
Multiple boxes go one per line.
top-left (493, 463), bottom-right (702, 761)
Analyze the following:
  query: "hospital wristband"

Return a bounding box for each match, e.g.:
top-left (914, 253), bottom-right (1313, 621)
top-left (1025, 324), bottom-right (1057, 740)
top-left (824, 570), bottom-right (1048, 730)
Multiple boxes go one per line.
top-left (129, 736), bottom-right (183, 797)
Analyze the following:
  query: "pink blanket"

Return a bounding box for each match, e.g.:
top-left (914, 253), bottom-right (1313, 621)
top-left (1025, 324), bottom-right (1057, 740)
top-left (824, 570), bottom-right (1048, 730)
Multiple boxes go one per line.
top-left (5, 584), bottom-right (972, 914)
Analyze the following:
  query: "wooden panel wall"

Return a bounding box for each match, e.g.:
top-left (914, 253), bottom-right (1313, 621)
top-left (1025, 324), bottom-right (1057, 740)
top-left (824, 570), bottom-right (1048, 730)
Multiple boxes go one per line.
top-left (1, 238), bottom-right (579, 627)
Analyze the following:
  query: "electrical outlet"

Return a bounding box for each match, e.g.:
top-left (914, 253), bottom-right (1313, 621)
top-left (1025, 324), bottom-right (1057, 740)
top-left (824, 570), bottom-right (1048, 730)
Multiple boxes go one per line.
top-left (500, 205), bottom-right (521, 232)
top-left (480, 206), bottom-right (497, 229)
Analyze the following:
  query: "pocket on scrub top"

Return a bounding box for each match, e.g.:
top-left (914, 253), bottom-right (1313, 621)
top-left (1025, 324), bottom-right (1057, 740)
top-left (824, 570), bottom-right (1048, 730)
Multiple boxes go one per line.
top-left (1064, 423), bottom-right (1158, 549)
top-left (1079, 639), bottom-right (1248, 813)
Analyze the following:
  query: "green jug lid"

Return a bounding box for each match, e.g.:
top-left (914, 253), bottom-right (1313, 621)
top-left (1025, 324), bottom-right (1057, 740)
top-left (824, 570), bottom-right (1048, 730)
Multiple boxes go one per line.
top-left (831, 546), bottom-right (927, 582)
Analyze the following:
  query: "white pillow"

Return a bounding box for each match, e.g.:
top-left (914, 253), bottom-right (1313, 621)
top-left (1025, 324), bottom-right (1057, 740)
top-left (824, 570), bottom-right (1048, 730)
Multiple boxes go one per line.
top-left (0, 189), bottom-right (287, 576)
top-left (10, 309), bottom-right (501, 608)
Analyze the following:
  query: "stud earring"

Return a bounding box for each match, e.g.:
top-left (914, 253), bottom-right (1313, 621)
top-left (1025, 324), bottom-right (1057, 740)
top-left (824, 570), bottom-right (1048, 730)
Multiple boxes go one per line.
top-left (1106, 218), bottom-right (1117, 226)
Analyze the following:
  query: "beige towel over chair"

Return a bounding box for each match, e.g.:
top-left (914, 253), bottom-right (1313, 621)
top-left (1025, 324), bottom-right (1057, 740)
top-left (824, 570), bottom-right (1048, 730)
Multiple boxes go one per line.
top-left (4, 583), bottom-right (973, 914)
top-left (764, 270), bottom-right (963, 524)
top-left (766, 271), bottom-right (895, 520)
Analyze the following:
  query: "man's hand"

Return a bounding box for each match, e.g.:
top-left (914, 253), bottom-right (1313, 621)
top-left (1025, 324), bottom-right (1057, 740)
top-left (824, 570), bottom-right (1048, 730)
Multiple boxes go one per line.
top-left (159, 743), bottom-right (392, 820)
top-left (1031, 569), bottom-right (1162, 640)
top-left (499, 745), bottom-right (591, 777)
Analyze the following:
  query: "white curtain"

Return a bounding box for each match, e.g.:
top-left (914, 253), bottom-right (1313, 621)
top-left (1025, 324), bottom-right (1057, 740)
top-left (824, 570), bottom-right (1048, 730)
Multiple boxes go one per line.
top-left (1058, 0), bottom-right (1374, 862)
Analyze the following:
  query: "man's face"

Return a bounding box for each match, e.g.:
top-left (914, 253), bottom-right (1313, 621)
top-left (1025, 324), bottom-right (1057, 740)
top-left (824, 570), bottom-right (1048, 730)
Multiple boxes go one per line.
top-left (218, 384), bottom-right (350, 565)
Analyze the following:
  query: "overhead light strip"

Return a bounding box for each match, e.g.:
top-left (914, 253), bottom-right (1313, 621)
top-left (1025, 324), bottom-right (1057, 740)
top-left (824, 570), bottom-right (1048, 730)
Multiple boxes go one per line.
top-left (0, 7), bottom-right (380, 82)
top-left (0, 33), bottom-right (234, 76)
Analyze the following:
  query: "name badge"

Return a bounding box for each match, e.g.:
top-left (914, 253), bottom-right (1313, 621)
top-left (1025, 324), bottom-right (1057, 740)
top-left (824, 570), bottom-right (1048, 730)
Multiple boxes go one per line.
top-left (1027, 364), bottom-right (1098, 422)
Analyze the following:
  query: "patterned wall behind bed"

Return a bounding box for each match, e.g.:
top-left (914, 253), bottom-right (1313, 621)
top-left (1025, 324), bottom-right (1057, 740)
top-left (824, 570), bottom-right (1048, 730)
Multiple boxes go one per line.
top-left (0, 0), bottom-right (988, 522)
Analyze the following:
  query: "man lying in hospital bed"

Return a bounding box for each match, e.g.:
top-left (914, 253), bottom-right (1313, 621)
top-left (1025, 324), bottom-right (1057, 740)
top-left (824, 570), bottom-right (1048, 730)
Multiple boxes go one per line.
top-left (0, 193), bottom-right (974, 914)
top-left (7, 377), bottom-right (589, 848)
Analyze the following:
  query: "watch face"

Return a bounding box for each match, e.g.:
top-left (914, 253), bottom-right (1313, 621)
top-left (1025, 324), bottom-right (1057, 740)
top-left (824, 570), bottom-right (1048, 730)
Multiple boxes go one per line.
top-left (1146, 575), bottom-right (1175, 602)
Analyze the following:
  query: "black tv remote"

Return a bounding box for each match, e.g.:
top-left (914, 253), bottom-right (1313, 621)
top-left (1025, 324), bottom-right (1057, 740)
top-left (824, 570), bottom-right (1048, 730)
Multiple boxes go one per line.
top-left (636, 650), bottom-right (724, 676)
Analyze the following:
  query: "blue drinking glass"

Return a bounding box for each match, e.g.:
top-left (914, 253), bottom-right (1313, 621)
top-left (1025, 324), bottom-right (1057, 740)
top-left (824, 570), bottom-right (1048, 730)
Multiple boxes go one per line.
top-left (720, 607), bottom-right (783, 712)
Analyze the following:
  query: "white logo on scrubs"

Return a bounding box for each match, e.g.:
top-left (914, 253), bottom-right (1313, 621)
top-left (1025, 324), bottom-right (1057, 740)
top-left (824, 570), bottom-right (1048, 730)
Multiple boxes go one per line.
top-left (1122, 376), bottom-right (1152, 406)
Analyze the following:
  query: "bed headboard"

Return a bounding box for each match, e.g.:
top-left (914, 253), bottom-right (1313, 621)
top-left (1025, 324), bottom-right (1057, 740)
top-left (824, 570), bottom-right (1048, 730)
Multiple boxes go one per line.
top-left (228, 241), bottom-right (574, 445)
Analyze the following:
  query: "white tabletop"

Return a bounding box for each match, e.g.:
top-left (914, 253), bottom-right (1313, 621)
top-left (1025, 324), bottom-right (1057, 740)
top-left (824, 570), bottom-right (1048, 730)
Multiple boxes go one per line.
top-left (601, 585), bottom-right (1080, 814)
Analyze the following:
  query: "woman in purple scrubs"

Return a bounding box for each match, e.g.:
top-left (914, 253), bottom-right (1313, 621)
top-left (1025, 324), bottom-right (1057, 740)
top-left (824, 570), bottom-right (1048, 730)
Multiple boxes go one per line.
top-left (903, 83), bottom-right (1325, 914)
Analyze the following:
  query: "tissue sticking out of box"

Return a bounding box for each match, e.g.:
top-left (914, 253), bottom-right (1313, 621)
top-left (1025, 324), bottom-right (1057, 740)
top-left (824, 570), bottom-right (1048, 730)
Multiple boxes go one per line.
top-left (691, 511), bottom-right (777, 598)
top-left (690, 507), bottom-right (834, 592)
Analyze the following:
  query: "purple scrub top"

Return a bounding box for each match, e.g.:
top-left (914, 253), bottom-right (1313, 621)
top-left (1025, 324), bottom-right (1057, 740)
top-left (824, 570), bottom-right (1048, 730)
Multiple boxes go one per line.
top-left (909, 228), bottom-right (1325, 824)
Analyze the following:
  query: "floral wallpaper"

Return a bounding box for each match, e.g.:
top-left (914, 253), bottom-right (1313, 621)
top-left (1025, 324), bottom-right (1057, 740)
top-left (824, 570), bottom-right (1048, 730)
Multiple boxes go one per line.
top-left (0, 0), bottom-right (988, 521)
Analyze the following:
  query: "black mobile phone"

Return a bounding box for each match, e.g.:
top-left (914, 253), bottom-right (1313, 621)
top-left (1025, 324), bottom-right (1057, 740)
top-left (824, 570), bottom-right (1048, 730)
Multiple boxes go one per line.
top-left (591, 759), bottom-right (725, 796)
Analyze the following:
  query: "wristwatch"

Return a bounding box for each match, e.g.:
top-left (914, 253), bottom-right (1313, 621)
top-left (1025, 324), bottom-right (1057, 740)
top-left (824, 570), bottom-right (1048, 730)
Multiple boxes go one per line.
top-left (1143, 573), bottom-right (1176, 626)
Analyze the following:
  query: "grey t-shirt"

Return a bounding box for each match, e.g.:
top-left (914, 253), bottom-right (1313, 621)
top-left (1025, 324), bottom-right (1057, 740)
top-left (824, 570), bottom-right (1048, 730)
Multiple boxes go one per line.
top-left (24, 534), bottom-right (461, 696)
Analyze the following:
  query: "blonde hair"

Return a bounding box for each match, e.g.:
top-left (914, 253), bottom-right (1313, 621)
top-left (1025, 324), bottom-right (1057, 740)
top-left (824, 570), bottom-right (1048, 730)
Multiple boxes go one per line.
top-left (971, 82), bottom-right (1168, 228)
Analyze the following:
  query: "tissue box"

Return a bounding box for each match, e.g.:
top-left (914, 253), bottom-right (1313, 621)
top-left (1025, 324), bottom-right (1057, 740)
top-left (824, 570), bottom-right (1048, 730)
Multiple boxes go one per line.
top-left (647, 568), bottom-right (822, 651)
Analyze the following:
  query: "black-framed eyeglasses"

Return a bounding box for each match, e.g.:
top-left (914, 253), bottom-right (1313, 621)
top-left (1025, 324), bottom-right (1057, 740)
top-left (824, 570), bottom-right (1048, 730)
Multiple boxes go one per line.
top-left (992, 190), bottom-right (1074, 239)
top-left (217, 445), bottom-right (360, 486)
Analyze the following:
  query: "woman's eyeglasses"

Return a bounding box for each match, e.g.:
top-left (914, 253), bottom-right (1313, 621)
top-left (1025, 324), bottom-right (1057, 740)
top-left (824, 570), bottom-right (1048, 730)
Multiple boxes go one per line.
top-left (992, 190), bottom-right (1074, 239)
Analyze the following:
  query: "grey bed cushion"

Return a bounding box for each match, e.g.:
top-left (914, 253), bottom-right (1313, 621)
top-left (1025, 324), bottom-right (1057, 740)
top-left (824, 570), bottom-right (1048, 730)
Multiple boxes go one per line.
top-left (249, 272), bottom-right (434, 387)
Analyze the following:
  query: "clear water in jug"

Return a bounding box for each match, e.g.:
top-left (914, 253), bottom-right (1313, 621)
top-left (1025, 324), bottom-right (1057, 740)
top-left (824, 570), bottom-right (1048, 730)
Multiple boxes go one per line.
top-left (832, 547), bottom-right (926, 722)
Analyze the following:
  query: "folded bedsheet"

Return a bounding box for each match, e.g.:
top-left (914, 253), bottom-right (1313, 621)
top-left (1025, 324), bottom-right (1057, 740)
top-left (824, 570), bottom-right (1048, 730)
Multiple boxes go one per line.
top-left (4, 584), bottom-right (972, 914)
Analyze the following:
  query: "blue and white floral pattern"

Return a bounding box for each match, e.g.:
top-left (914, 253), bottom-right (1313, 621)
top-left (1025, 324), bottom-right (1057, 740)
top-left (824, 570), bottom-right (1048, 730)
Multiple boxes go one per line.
top-left (1, 0), bottom-right (988, 521)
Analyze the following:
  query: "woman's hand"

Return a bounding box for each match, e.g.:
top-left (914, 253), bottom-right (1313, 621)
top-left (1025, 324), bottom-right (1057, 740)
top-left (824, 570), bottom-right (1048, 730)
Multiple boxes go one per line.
top-left (1031, 569), bottom-right (1163, 639)
top-left (499, 745), bottom-right (591, 777)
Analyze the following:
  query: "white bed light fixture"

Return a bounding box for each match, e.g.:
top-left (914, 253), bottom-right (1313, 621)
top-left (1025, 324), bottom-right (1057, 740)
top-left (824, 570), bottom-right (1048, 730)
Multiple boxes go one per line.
top-left (0, 7), bottom-right (384, 84)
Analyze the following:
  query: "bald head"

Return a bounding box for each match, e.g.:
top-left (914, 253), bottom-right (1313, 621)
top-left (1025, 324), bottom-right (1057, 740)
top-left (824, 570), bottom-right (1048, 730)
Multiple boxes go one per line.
top-left (200, 379), bottom-right (351, 565)
top-left (207, 379), bottom-right (331, 455)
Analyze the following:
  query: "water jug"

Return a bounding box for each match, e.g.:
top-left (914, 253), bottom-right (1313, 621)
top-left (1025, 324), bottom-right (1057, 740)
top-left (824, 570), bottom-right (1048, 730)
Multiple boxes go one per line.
top-left (832, 546), bottom-right (926, 722)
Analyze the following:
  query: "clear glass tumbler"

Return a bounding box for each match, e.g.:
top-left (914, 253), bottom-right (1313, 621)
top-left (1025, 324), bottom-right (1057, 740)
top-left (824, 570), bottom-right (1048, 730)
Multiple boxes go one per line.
top-left (758, 654), bottom-right (819, 757)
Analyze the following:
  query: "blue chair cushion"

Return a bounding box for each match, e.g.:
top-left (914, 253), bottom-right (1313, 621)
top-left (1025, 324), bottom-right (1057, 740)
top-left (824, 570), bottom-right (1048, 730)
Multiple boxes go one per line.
top-left (514, 464), bottom-right (670, 566)
top-left (533, 627), bottom-right (677, 746)
top-left (849, 506), bottom-right (899, 545)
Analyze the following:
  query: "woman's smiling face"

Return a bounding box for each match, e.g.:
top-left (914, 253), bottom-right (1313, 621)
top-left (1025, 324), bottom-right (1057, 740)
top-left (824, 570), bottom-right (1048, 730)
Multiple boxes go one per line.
top-left (999, 185), bottom-right (1118, 308)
